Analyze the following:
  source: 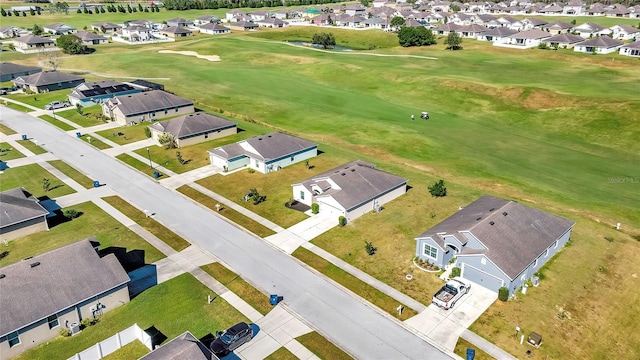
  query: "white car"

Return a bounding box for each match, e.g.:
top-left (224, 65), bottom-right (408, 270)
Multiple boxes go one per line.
top-left (44, 101), bottom-right (70, 110)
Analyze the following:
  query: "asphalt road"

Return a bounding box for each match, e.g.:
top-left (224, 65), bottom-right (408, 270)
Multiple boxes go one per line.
top-left (1, 107), bottom-right (453, 359)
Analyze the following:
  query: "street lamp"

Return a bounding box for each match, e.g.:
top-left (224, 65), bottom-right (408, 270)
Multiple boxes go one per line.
top-left (146, 147), bottom-right (152, 169)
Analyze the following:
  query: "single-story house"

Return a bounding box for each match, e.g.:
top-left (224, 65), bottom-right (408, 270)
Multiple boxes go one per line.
top-left (74, 31), bottom-right (109, 45)
top-left (68, 80), bottom-right (142, 107)
top-left (292, 160), bottom-right (407, 223)
top-left (102, 90), bottom-right (194, 125)
top-left (544, 33), bottom-right (585, 49)
top-left (415, 195), bottom-right (575, 295)
top-left (573, 22), bottom-right (609, 38)
top-left (225, 9), bottom-right (247, 22)
top-left (159, 26), bottom-right (193, 38)
top-left (436, 23), bottom-right (463, 36)
top-left (256, 18), bottom-right (288, 28)
top-left (574, 36), bottom-right (624, 54)
top-left (140, 332), bottom-right (215, 360)
top-left (609, 24), bottom-right (640, 40)
top-left (91, 21), bottom-right (122, 34)
top-left (148, 112), bottom-right (237, 147)
top-left (542, 20), bottom-right (573, 35)
top-left (496, 28), bottom-right (551, 49)
top-left (194, 15), bottom-right (220, 26)
top-left (43, 23), bottom-right (77, 35)
top-left (199, 23), bottom-right (230, 35)
top-left (130, 79), bottom-right (164, 91)
top-left (477, 27), bottom-right (518, 43)
top-left (459, 24), bottom-right (488, 38)
top-left (228, 20), bottom-right (259, 31)
top-left (0, 187), bottom-right (49, 242)
top-left (12, 35), bottom-right (58, 54)
top-left (0, 62), bottom-right (41, 82)
top-left (208, 132), bottom-right (317, 173)
top-left (166, 17), bottom-right (194, 28)
top-left (120, 26), bottom-right (153, 42)
top-left (0, 238), bottom-right (130, 359)
top-left (12, 71), bottom-right (85, 93)
top-left (0, 26), bottom-right (30, 39)
top-left (619, 41), bottom-right (640, 57)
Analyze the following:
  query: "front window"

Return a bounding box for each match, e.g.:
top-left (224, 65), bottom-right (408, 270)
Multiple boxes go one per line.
top-left (423, 244), bottom-right (438, 259)
top-left (8, 331), bottom-right (20, 347)
top-left (47, 314), bottom-right (59, 329)
top-left (300, 191), bottom-right (305, 200)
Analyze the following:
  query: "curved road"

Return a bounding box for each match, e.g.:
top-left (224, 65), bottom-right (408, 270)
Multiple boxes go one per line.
top-left (1, 107), bottom-right (453, 360)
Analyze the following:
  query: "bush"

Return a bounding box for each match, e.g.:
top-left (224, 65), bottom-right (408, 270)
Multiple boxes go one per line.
top-left (311, 203), bottom-right (319, 214)
top-left (80, 318), bottom-right (92, 328)
top-left (451, 267), bottom-right (461, 278)
top-left (338, 216), bottom-right (346, 227)
top-left (365, 241), bottom-right (377, 256)
top-left (144, 127), bottom-right (151, 138)
top-left (428, 180), bottom-right (447, 197)
top-left (498, 287), bottom-right (509, 301)
top-left (59, 328), bottom-right (70, 337)
top-left (64, 209), bottom-right (79, 219)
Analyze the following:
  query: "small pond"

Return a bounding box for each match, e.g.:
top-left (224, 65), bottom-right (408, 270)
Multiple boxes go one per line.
top-left (287, 41), bottom-right (353, 51)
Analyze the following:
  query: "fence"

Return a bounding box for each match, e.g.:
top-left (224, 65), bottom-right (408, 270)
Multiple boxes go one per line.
top-left (67, 323), bottom-right (153, 360)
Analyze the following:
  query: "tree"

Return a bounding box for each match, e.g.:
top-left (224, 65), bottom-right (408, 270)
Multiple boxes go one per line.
top-left (571, 19), bottom-right (577, 25)
top-left (0, 8), bottom-right (5, 17)
top-left (390, 16), bottom-right (406, 31)
top-left (312, 32), bottom-right (336, 49)
top-left (365, 241), bottom-right (377, 256)
top-left (42, 178), bottom-right (51, 192)
top-left (32, 24), bottom-right (43, 36)
top-left (450, 4), bottom-right (460, 12)
top-left (398, 27), bottom-right (437, 47)
top-left (428, 179), bottom-right (447, 197)
top-left (444, 31), bottom-right (463, 50)
top-left (30, 8), bottom-right (35, 16)
top-left (43, 50), bottom-right (61, 70)
top-left (56, 34), bottom-right (87, 54)
top-left (158, 133), bottom-right (177, 149)
top-left (311, 203), bottom-right (319, 214)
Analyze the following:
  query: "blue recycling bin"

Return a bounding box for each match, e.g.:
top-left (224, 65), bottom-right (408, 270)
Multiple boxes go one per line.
top-left (270, 294), bottom-right (279, 306)
top-left (466, 348), bottom-right (475, 360)
top-left (93, 180), bottom-right (100, 188)
top-left (153, 171), bottom-right (160, 179)
top-left (21, 135), bottom-right (27, 140)
top-left (76, 132), bottom-right (82, 138)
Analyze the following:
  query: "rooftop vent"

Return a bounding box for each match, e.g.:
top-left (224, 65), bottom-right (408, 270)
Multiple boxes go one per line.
top-left (351, 169), bottom-right (355, 172)
top-left (476, 217), bottom-right (482, 221)
top-left (30, 261), bottom-right (41, 268)
top-left (489, 208), bottom-right (495, 211)
top-left (0, 274), bottom-right (5, 279)
top-left (489, 221), bottom-right (495, 226)
top-left (503, 212), bottom-right (508, 216)
top-left (341, 173), bottom-right (346, 176)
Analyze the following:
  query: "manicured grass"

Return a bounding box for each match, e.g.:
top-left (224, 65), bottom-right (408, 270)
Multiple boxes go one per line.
top-left (115, 153), bottom-right (169, 179)
top-left (57, 105), bottom-right (105, 128)
top-left (0, 163), bottom-right (74, 198)
top-left (296, 332), bottom-right (353, 360)
top-left (454, 338), bottom-right (492, 360)
top-left (201, 262), bottom-right (274, 315)
top-left (14, 273), bottom-right (248, 360)
top-left (293, 247), bottom-right (418, 321)
top-left (38, 114), bottom-right (77, 131)
top-left (96, 123), bottom-right (150, 145)
top-left (48, 159), bottom-right (95, 189)
top-left (177, 185), bottom-right (275, 238)
top-left (16, 139), bottom-right (47, 154)
top-left (0, 123), bottom-right (17, 134)
top-left (5, 90), bottom-right (68, 109)
top-left (1, 101), bottom-right (31, 112)
top-left (250, 27), bottom-right (400, 50)
top-left (100, 340), bottom-right (149, 360)
top-left (0, 142), bottom-right (25, 160)
top-left (264, 347), bottom-right (298, 360)
top-left (79, 133), bottom-right (112, 149)
top-left (0, 201), bottom-right (165, 268)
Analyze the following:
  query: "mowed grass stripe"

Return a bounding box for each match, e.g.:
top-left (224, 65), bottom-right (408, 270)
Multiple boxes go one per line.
top-left (201, 263), bottom-right (273, 315)
top-left (38, 114), bottom-right (76, 131)
top-left (48, 159), bottom-right (95, 189)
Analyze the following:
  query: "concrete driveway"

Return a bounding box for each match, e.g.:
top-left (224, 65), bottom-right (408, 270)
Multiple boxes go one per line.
top-left (265, 213), bottom-right (336, 254)
top-left (405, 284), bottom-right (497, 350)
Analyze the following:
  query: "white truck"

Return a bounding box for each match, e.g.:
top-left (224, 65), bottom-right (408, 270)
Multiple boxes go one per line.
top-left (432, 277), bottom-right (471, 310)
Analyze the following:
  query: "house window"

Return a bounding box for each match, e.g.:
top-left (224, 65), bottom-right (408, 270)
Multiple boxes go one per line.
top-left (300, 191), bottom-right (305, 200)
top-left (545, 248), bottom-right (549, 257)
top-left (553, 240), bottom-right (558, 249)
top-left (290, 156), bottom-right (294, 161)
top-left (423, 244), bottom-right (438, 259)
top-left (254, 160), bottom-right (259, 167)
top-left (47, 314), bottom-right (59, 329)
top-left (164, 109), bottom-right (168, 115)
top-left (175, 107), bottom-right (179, 112)
top-left (8, 331), bottom-right (20, 348)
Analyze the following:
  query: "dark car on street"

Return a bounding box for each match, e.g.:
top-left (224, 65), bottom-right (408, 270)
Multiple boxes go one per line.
top-left (210, 322), bottom-right (254, 356)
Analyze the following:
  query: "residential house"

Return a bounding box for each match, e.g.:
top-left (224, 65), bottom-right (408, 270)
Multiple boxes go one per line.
top-left (148, 112), bottom-right (237, 148)
top-left (273, 9), bottom-right (292, 20)
top-left (12, 35), bottom-right (58, 54)
top-left (159, 26), bottom-right (193, 38)
top-left (199, 23), bottom-right (230, 35)
top-left (43, 23), bottom-right (76, 35)
top-left (140, 332), bottom-right (216, 360)
top-left (120, 26), bottom-right (153, 42)
top-left (311, 13), bottom-right (332, 26)
top-left (291, 160), bottom-right (407, 223)
top-left (609, 24), bottom-right (640, 40)
top-left (68, 80), bottom-right (142, 107)
top-left (436, 23), bottom-right (463, 36)
top-left (586, 3), bottom-right (606, 16)
top-left (606, 4), bottom-right (629, 18)
top-left (0, 26), bottom-right (29, 39)
top-left (225, 9), bottom-right (247, 22)
top-left (496, 28), bottom-right (551, 48)
top-left (208, 132), bottom-right (317, 173)
top-left (619, 40), bottom-right (640, 57)
top-left (414, 195), bottom-right (575, 295)
top-left (125, 19), bottom-right (155, 29)
top-left (432, 1), bottom-right (451, 13)
top-left (629, 5), bottom-right (640, 18)
top-left (130, 79), bottom-right (164, 91)
top-left (478, 26), bottom-right (517, 43)
top-left (573, 22), bottom-right (609, 38)
top-left (12, 71), bottom-right (84, 93)
top-left (0, 188), bottom-right (49, 242)
top-left (0, 238), bottom-right (130, 360)
top-left (335, 14), bottom-right (366, 28)
top-left (563, 0), bottom-right (585, 15)
top-left (91, 21), bottom-right (122, 34)
top-left (228, 21), bottom-right (259, 31)
top-left (0, 62), bottom-right (41, 82)
top-left (194, 15), bottom-right (220, 26)
top-left (248, 10), bottom-right (272, 22)
top-left (166, 17), bottom-right (193, 28)
top-left (102, 90), bottom-right (194, 125)
top-left (344, 3), bottom-right (367, 16)
top-left (521, 18), bottom-right (548, 30)
top-left (545, 33), bottom-right (585, 49)
top-left (74, 31), bottom-right (108, 45)
top-left (364, 17), bottom-right (390, 30)
top-left (543, 20), bottom-right (573, 35)
top-left (256, 18), bottom-right (288, 28)
top-left (459, 24), bottom-right (488, 38)
top-left (538, 4), bottom-right (564, 15)
top-left (574, 36), bottom-right (624, 54)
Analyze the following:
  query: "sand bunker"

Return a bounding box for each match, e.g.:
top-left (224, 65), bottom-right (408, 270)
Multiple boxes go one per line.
top-left (158, 50), bottom-right (220, 62)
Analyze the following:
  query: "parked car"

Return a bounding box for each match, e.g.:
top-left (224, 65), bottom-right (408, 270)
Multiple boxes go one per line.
top-left (0, 88), bottom-right (9, 95)
top-left (210, 322), bottom-right (254, 356)
top-left (432, 277), bottom-right (471, 310)
top-left (44, 101), bottom-right (70, 110)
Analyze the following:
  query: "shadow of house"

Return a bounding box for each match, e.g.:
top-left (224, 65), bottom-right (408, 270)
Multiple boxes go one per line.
top-left (100, 246), bottom-right (146, 272)
top-left (127, 264), bottom-right (158, 298)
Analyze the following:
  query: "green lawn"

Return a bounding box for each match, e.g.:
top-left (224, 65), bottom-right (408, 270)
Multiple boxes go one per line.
top-left (78, 133), bottom-right (112, 149)
top-left (103, 195), bottom-right (190, 252)
top-left (57, 105), bottom-right (105, 128)
top-left (116, 153), bottom-right (169, 179)
top-left (454, 338), bottom-right (492, 360)
top-left (296, 332), bottom-right (353, 360)
top-left (14, 273), bottom-right (248, 360)
top-left (5, 90), bottom-right (68, 109)
top-left (0, 142), bottom-right (25, 160)
top-left (0, 201), bottom-right (165, 268)
top-left (293, 247), bottom-right (418, 321)
top-left (96, 123), bottom-right (150, 145)
top-left (0, 123), bottom-right (17, 134)
top-left (177, 185), bottom-right (275, 238)
top-left (1, 101), bottom-right (31, 112)
top-left (100, 340), bottom-right (149, 360)
top-left (264, 347), bottom-right (298, 360)
top-left (38, 114), bottom-right (77, 131)
top-left (0, 163), bottom-right (74, 198)
top-left (48, 159), bottom-right (95, 189)
top-left (16, 139), bottom-right (47, 154)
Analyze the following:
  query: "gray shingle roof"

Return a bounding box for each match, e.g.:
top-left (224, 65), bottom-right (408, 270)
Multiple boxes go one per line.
top-left (416, 195), bottom-right (575, 279)
top-left (0, 238), bottom-right (130, 337)
top-left (200, 23), bottom-right (229, 31)
top-left (140, 331), bottom-right (216, 360)
top-left (511, 28), bottom-right (551, 40)
top-left (0, 187), bottom-right (49, 228)
top-left (108, 90), bottom-right (193, 116)
top-left (546, 33), bottom-right (584, 44)
top-left (0, 62), bottom-right (41, 77)
top-left (209, 132), bottom-right (316, 162)
top-left (75, 31), bottom-right (107, 41)
top-left (13, 70), bottom-right (84, 87)
top-left (296, 160), bottom-right (407, 211)
top-left (13, 34), bottom-right (54, 45)
top-left (578, 36), bottom-right (624, 47)
top-left (148, 112), bottom-right (236, 139)
top-left (161, 26), bottom-right (192, 35)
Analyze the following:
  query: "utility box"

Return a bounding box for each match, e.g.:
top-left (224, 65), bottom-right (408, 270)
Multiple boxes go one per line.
top-left (466, 348), bottom-right (475, 360)
top-left (153, 171), bottom-right (160, 179)
top-left (528, 332), bottom-right (542, 348)
top-left (21, 135), bottom-right (27, 140)
top-left (93, 180), bottom-right (100, 188)
top-left (76, 132), bottom-right (82, 138)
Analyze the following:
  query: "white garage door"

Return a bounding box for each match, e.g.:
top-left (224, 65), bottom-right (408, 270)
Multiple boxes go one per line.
top-left (318, 202), bottom-right (343, 216)
top-left (461, 264), bottom-right (504, 292)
